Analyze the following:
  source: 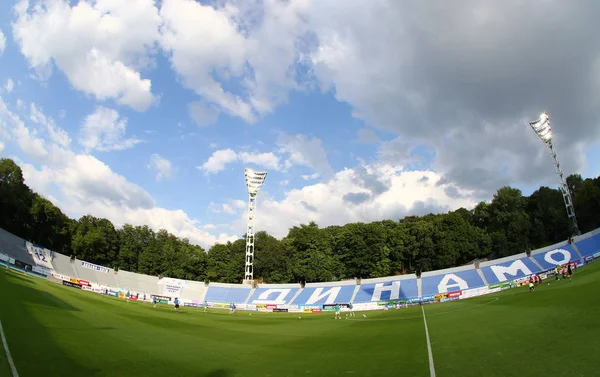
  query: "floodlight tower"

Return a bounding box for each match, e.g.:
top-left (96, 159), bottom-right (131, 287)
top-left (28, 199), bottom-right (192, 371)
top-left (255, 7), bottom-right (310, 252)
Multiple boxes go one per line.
top-left (528, 112), bottom-right (580, 236)
top-left (243, 168), bottom-right (267, 284)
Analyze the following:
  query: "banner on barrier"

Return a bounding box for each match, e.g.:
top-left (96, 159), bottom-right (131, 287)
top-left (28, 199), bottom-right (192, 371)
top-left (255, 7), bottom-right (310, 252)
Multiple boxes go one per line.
top-left (81, 261), bottom-right (110, 274)
top-left (273, 308), bottom-right (288, 313)
top-left (25, 242), bottom-right (55, 271)
top-left (32, 266), bottom-right (53, 276)
top-left (62, 280), bottom-right (82, 289)
top-left (69, 277), bottom-right (81, 285)
top-left (78, 279), bottom-right (90, 287)
top-left (447, 291), bottom-right (462, 299)
top-left (0, 253), bottom-right (9, 262)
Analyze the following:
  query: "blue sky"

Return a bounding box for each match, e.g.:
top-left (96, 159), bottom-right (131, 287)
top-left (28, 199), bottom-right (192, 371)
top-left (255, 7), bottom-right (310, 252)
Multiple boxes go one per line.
top-left (1, 0), bottom-right (599, 248)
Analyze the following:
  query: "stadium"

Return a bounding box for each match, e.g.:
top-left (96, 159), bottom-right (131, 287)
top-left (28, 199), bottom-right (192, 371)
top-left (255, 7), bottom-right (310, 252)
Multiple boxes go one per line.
top-left (1, 224), bottom-right (600, 376)
top-left (2, 1), bottom-right (600, 376)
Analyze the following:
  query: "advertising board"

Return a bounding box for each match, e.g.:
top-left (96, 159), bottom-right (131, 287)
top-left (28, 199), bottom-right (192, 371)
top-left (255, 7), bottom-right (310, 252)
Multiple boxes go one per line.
top-left (273, 308), bottom-right (288, 313)
top-left (62, 280), bottom-right (82, 289)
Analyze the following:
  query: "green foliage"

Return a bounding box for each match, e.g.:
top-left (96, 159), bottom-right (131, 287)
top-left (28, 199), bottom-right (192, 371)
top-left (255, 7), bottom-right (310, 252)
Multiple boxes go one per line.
top-left (2, 158), bottom-right (600, 284)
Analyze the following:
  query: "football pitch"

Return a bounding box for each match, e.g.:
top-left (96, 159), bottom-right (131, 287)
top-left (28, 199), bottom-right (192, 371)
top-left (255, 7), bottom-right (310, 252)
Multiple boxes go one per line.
top-left (1, 264), bottom-right (599, 377)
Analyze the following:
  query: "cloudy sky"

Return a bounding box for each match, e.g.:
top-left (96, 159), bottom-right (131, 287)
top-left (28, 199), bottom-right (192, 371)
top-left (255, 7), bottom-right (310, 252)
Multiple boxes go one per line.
top-left (1, 0), bottom-right (599, 249)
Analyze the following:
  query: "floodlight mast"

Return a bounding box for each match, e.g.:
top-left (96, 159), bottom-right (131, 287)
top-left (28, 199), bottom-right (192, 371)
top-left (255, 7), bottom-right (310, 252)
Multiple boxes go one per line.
top-left (243, 168), bottom-right (267, 284)
top-left (529, 112), bottom-right (580, 236)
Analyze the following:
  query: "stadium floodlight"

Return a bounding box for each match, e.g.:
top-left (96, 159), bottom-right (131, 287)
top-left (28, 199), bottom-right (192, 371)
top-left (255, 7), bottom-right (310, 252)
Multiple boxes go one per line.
top-left (243, 168), bottom-right (267, 284)
top-left (529, 112), bottom-right (579, 236)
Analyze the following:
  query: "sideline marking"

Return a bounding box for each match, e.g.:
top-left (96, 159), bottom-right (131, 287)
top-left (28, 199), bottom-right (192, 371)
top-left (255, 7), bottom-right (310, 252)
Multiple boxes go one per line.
top-left (347, 297), bottom-right (500, 322)
top-left (0, 320), bottom-right (19, 377)
top-left (421, 306), bottom-right (436, 377)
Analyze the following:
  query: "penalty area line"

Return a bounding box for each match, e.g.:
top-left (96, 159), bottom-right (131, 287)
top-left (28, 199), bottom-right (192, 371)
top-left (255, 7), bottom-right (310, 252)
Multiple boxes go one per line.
top-left (421, 306), bottom-right (436, 377)
top-left (0, 320), bottom-right (19, 377)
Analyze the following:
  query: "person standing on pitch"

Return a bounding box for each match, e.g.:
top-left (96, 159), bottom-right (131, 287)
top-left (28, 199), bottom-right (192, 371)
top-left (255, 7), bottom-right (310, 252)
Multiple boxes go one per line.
top-left (153, 296), bottom-right (157, 308)
top-left (348, 302), bottom-right (355, 316)
top-left (334, 304), bottom-right (341, 319)
top-left (204, 300), bottom-right (208, 313)
top-left (174, 297), bottom-right (180, 312)
top-left (567, 263), bottom-right (573, 281)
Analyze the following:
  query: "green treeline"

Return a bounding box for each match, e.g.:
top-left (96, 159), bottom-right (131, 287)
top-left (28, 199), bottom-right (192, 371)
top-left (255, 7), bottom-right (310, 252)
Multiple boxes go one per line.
top-left (1, 158), bottom-right (600, 283)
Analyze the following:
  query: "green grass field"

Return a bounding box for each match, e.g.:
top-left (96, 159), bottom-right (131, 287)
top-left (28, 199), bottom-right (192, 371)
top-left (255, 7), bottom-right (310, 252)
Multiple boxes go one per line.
top-left (1, 263), bottom-right (599, 377)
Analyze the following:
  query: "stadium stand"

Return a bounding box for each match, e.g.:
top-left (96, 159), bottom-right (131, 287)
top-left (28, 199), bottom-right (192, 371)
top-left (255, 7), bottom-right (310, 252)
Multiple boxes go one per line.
top-left (118, 270), bottom-right (159, 294)
top-left (204, 283), bottom-right (252, 304)
top-left (247, 283), bottom-right (301, 305)
top-left (530, 243), bottom-right (580, 270)
top-left (574, 229), bottom-right (600, 257)
top-left (420, 265), bottom-right (486, 296)
top-left (0, 227), bottom-right (35, 266)
top-left (480, 254), bottom-right (542, 285)
top-left (3, 224), bottom-right (600, 310)
top-left (52, 252), bottom-right (78, 277)
top-left (74, 259), bottom-right (120, 287)
top-left (180, 280), bottom-right (208, 302)
top-left (353, 275), bottom-right (419, 303)
top-left (293, 281), bottom-right (356, 305)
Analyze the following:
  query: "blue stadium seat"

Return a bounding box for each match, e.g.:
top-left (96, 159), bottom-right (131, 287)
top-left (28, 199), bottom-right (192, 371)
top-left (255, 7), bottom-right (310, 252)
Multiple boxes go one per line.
top-left (575, 233), bottom-right (600, 257)
top-left (353, 278), bottom-right (418, 303)
top-left (421, 269), bottom-right (485, 296)
top-left (204, 285), bottom-right (251, 304)
top-left (293, 285), bottom-right (355, 305)
top-left (532, 245), bottom-right (579, 270)
top-left (248, 287), bottom-right (299, 305)
top-left (481, 257), bottom-right (541, 285)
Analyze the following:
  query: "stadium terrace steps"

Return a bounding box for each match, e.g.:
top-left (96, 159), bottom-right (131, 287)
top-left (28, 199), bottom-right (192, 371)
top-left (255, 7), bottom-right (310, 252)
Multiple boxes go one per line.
top-left (348, 284), bottom-right (360, 304)
top-left (204, 283), bottom-right (252, 304)
top-left (292, 282), bottom-right (355, 305)
top-left (244, 288), bottom-right (256, 304)
top-left (528, 256), bottom-right (544, 271)
top-left (476, 267), bottom-right (489, 286)
top-left (287, 287), bottom-right (303, 304)
top-left (573, 229), bottom-right (600, 257)
top-left (0, 228), bottom-right (35, 266)
top-left (52, 253), bottom-right (78, 278)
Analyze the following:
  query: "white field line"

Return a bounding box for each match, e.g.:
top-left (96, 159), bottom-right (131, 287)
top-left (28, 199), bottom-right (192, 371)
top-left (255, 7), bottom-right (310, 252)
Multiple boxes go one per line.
top-left (421, 306), bottom-right (436, 377)
top-left (0, 320), bottom-right (19, 377)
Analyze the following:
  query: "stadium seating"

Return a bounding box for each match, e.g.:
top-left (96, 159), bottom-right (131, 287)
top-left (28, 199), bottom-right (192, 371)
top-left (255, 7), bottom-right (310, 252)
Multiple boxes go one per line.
top-left (420, 266), bottom-right (486, 296)
top-left (204, 283), bottom-right (252, 304)
top-left (74, 259), bottom-right (120, 287)
top-left (3, 224), bottom-right (600, 308)
top-left (353, 275), bottom-right (419, 303)
top-left (530, 243), bottom-right (580, 270)
top-left (117, 270), bottom-right (160, 294)
top-left (480, 254), bottom-right (542, 285)
top-left (0, 227), bottom-right (35, 266)
top-left (574, 229), bottom-right (600, 257)
top-left (51, 252), bottom-right (78, 278)
top-left (180, 280), bottom-right (208, 302)
top-left (247, 284), bottom-right (301, 305)
top-left (292, 282), bottom-right (356, 305)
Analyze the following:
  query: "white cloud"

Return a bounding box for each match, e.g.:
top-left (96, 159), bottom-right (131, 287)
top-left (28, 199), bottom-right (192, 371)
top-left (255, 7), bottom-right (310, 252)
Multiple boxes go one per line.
top-left (278, 134), bottom-right (333, 179)
top-left (147, 154), bottom-right (174, 181)
top-left (4, 79), bottom-right (14, 93)
top-left (0, 141), bottom-right (4, 153)
top-left (29, 103), bottom-right (71, 147)
top-left (12, 0), bottom-right (160, 111)
top-left (0, 29), bottom-right (5, 56)
top-left (301, 173), bottom-right (320, 181)
top-left (199, 148), bottom-right (289, 174)
top-left (188, 100), bottom-right (220, 127)
top-left (230, 165), bottom-right (476, 239)
top-left (79, 107), bottom-right (143, 152)
top-left (0, 95), bottom-right (237, 249)
top-left (199, 148), bottom-right (238, 174)
top-left (159, 0), bottom-right (310, 122)
top-left (238, 151), bottom-right (282, 171)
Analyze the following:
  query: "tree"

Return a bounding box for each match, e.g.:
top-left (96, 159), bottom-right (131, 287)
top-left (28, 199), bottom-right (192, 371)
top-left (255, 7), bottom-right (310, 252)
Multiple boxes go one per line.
top-left (71, 215), bottom-right (120, 267)
top-left (0, 158), bottom-right (33, 237)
